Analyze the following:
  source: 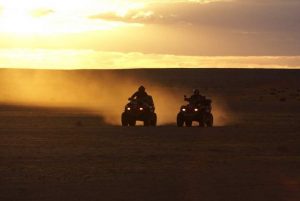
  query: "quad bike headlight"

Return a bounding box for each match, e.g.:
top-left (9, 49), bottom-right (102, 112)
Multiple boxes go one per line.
top-left (127, 107), bottom-right (131, 111)
top-left (194, 108), bottom-right (199, 112)
top-left (139, 107), bottom-right (144, 111)
top-left (182, 108), bottom-right (186, 112)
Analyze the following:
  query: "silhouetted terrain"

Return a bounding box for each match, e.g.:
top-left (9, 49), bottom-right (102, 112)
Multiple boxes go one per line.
top-left (0, 68), bottom-right (300, 201)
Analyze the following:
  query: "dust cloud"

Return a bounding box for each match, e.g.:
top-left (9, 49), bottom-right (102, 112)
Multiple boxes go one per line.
top-left (0, 69), bottom-right (234, 126)
top-left (211, 97), bottom-right (236, 126)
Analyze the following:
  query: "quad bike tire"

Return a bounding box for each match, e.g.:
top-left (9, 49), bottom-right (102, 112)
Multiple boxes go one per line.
top-left (198, 121), bottom-right (205, 127)
top-left (185, 120), bottom-right (192, 127)
top-left (177, 113), bottom-right (184, 127)
top-left (121, 112), bottom-right (128, 127)
top-left (129, 119), bottom-right (136, 126)
top-left (144, 113), bottom-right (157, 127)
top-left (150, 113), bottom-right (157, 126)
top-left (206, 113), bottom-right (214, 127)
top-left (143, 120), bottom-right (150, 126)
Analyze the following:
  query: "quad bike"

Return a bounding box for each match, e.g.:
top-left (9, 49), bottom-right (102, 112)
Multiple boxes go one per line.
top-left (121, 97), bottom-right (157, 127)
top-left (177, 97), bottom-right (213, 127)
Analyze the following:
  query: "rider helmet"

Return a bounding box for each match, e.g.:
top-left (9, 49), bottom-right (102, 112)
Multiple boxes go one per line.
top-left (138, 85), bottom-right (145, 92)
top-left (193, 89), bottom-right (200, 95)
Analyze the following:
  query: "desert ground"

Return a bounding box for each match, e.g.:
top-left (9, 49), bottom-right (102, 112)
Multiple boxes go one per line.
top-left (0, 69), bottom-right (300, 201)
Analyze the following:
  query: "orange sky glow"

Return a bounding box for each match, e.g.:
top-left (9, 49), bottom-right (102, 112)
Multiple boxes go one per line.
top-left (0, 0), bottom-right (299, 69)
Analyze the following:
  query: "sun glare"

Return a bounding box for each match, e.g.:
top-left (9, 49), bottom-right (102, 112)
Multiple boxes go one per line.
top-left (1, 11), bottom-right (44, 35)
top-left (0, 0), bottom-right (144, 35)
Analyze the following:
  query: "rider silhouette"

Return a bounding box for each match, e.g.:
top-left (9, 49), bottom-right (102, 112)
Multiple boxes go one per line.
top-left (130, 86), bottom-right (154, 107)
top-left (184, 89), bottom-right (206, 106)
top-left (130, 86), bottom-right (148, 101)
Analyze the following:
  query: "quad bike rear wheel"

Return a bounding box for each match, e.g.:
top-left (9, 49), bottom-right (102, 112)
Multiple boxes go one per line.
top-left (185, 120), bottom-right (192, 127)
top-left (128, 118), bottom-right (136, 126)
top-left (198, 121), bottom-right (204, 127)
top-left (143, 120), bottom-right (150, 126)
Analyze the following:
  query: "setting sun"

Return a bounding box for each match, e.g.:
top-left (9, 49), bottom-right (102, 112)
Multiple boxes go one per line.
top-left (1, 9), bottom-right (48, 35)
top-left (0, 0), bottom-right (299, 69)
top-left (0, 0), bottom-right (144, 35)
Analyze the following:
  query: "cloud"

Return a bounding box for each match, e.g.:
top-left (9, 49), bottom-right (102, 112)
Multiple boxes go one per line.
top-left (0, 48), bottom-right (299, 69)
top-left (89, 0), bottom-right (300, 32)
top-left (0, 0), bottom-right (299, 56)
top-left (88, 0), bottom-right (232, 24)
top-left (89, 10), bottom-right (162, 24)
top-left (87, 0), bottom-right (300, 56)
top-left (30, 8), bottom-right (54, 17)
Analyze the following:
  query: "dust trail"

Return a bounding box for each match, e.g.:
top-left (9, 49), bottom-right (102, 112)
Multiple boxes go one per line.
top-left (211, 96), bottom-right (236, 126)
top-left (0, 69), bottom-right (234, 126)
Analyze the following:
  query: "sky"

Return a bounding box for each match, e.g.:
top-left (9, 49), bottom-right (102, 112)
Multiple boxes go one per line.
top-left (0, 0), bottom-right (300, 69)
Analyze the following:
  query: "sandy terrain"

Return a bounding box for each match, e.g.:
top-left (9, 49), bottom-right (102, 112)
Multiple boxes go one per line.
top-left (0, 69), bottom-right (300, 201)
